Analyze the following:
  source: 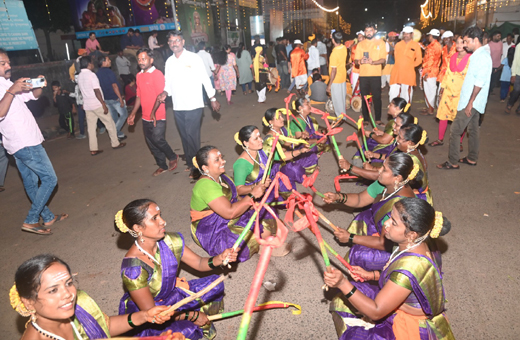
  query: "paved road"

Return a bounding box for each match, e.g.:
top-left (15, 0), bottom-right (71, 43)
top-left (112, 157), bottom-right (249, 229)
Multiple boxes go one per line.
top-left (1, 89), bottom-right (519, 339)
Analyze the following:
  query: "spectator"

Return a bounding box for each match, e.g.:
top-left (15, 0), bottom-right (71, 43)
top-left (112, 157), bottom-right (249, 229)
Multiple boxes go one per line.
top-left (503, 33), bottom-right (514, 60)
top-left (153, 31), bottom-right (220, 179)
top-left (219, 45), bottom-right (239, 105)
top-left (77, 56), bottom-right (126, 155)
top-left (124, 74), bottom-right (136, 107)
top-left (500, 47), bottom-right (514, 102)
top-left (437, 26), bottom-right (492, 170)
top-left (120, 28), bottom-right (139, 56)
top-left (0, 140), bottom-right (7, 192)
top-left (70, 73), bottom-right (87, 139)
top-left (421, 28), bottom-right (442, 115)
top-left (488, 31), bottom-right (503, 94)
top-left (290, 39), bottom-right (309, 96)
top-left (388, 26), bottom-right (422, 103)
top-left (381, 32), bottom-right (397, 89)
top-left (197, 41), bottom-right (216, 102)
top-left (236, 42), bottom-right (254, 95)
top-left (133, 29), bottom-right (145, 48)
top-left (350, 31), bottom-right (365, 96)
top-left (275, 37), bottom-right (290, 88)
top-left (506, 44), bottom-right (520, 114)
top-left (355, 22), bottom-right (387, 125)
top-left (115, 50), bottom-right (132, 84)
top-left (0, 49), bottom-right (67, 235)
top-left (285, 38), bottom-right (293, 57)
top-left (317, 34), bottom-right (328, 75)
top-left (51, 81), bottom-right (75, 139)
top-left (309, 73), bottom-right (328, 102)
top-left (85, 32), bottom-right (108, 59)
top-left (96, 56), bottom-right (128, 140)
top-left (307, 39), bottom-right (320, 76)
top-left (148, 30), bottom-right (162, 50)
top-left (127, 48), bottom-right (178, 177)
top-left (327, 32), bottom-right (348, 117)
top-left (251, 35), bottom-right (265, 58)
top-left (267, 41), bottom-right (276, 67)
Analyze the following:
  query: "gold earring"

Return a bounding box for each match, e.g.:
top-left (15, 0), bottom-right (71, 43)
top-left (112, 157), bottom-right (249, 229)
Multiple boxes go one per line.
top-left (29, 310), bottom-right (37, 322)
top-left (394, 181), bottom-right (399, 191)
top-left (138, 231), bottom-right (145, 243)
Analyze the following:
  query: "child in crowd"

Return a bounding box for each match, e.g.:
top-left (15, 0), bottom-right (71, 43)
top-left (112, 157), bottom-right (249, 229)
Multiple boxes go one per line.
top-left (51, 80), bottom-right (76, 139)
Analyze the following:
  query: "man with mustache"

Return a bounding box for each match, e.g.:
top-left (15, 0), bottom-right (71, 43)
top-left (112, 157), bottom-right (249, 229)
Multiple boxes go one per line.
top-left (127, 48), bottom-right (178, 177)
top-left (0, 48), bottom-right (68, 235)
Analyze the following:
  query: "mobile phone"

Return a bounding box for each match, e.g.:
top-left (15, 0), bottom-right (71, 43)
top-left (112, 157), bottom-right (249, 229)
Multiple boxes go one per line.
top-left (331, 29), bottom-right (336, 34)
top-left (363, 52), bottom-right (369, 59)
top-left (25, 77), bottom-right (45, 88)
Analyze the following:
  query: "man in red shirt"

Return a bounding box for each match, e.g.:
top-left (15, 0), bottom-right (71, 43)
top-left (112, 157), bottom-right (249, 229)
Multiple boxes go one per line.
top-left (127, 48), bottom-right (178, 176)
top-left (421, 29), bottom-right (442, 115)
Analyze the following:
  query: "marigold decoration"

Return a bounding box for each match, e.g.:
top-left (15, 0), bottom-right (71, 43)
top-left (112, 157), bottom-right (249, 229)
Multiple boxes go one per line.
top-left (262, 117), bottom-right (270, 127)
top-left (408, 164), bottom-right (420, 181)
top-left (414, 117), bottom-right (418, 124)
top-left (115, 210), bottom-right (129, 233)
top-left (430, 211), bottom-right (443, 238)
top-left (10, 284), bottom-right (30, 317)
top-left (404, 103), bottom-right (411, 112)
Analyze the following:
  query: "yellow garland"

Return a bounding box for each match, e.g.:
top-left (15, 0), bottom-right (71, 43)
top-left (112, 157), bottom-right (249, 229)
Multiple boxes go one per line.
top-left (404, 103), bottom-right (411, 112)
top-left (292, 101), bottom-right (297, 110)
top-left (192, 156), bottom-right (199, 170)
top-left (408, 164), bottom-right (420, 180)
top-left (9, 284), bottom-right (31, 317)
top-left (276, 108), bottom-right (287, 116)
top-left (262, 117), bottom-right (270, 127)
top-left (234, 132), bottom-right (242, 146)
top-left (419, 130), bottom-right (427, 145)
top-left (115, 210), bottom-right (129, 233)
top-left (430, 211), bottom-right (443, 238)
top-left (414, 117), bottom-right (418, 124)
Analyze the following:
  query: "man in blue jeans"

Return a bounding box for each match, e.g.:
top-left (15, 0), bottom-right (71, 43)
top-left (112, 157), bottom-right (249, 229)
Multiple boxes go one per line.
top-left (0, 48), bottom-right (67, 235)
top-left (96, 55), bottom-right (128, 140)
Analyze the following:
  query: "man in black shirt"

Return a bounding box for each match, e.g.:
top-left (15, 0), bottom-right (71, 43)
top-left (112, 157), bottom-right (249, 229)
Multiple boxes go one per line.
top-left (52, 81), bottom-right (76, 138)
top-left (275, 37), bottom-right (290, 88)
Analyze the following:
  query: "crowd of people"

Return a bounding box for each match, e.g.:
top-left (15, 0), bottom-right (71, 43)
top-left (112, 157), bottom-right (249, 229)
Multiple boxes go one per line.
top-left (2, 20), bottom-right (518, 340)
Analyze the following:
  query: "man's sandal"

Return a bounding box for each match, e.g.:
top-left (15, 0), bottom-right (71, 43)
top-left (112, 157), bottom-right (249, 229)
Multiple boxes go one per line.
top-left (22, 224), bottom-right (52, 235)
top-left (428, 140), bottom-right (444, 147)
top-left (436, 161), bottom-right (459, 170)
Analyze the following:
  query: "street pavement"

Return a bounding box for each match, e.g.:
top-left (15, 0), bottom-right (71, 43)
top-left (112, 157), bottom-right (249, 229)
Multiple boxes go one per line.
top-left (1, 88), bottom-right (519, 339)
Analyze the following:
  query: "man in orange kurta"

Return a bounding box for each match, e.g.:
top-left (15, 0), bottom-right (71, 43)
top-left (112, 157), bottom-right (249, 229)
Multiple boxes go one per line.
top-left (421, 29), bottom-right (442, 114)
top-left (350, 31), bottom-right (365, 95)
top-left (389, 26), bottom-right (422, 103)
top-left (437, 31), bottom-right (456, 101)
top-left (290, 39), bottom-right (309, 94)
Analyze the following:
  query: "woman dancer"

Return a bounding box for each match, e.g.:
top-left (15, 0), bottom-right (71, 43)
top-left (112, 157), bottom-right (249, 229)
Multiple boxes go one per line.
top-left (191, 145), bottom-right (281, 262)
top-left (323, 153), bottom-right (422, 271)
top-left (219, 45), bottom-right (239, 105)
top-left (429, 35), bottom-right (469, 148)
top-left (289, 97), bottom-right (329, 154)
top-left (324, 198), bottom-right (454, 340)
top-left (117, 199), bottom-right (238, 339)
top-left (11, 254), bottom-right (180, 340)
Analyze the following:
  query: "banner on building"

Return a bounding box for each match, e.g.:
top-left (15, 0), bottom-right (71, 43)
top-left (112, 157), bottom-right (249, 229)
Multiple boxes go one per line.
top-left (68, 0), bottom-right (179, 38)
top-left (0, 0), bottom-right (39, 51)
top-left (177, 3), bottom-right (214, 47)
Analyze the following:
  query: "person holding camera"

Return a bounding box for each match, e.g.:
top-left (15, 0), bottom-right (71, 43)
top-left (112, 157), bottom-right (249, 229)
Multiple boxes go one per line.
top-left (0, 48), bottom-right (68, 235)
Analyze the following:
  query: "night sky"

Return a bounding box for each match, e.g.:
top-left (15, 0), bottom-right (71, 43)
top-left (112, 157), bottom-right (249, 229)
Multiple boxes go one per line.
top-left (325, 0), bottom-right (421, 35)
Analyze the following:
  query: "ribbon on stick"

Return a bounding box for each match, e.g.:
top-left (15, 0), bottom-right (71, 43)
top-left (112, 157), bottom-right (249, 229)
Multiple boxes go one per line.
top-left (363, 95), bottom-right (377, 128)
top-left (357, 116), bottom-right (369, 151)
top-left (209, 301), bottom-right (301, 321)
top-left (346, 132), bottom-right (367, 162)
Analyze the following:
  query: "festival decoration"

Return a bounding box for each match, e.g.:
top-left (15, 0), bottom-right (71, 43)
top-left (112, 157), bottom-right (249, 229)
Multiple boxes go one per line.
top-left (363, 95), bottom-right (377, 129)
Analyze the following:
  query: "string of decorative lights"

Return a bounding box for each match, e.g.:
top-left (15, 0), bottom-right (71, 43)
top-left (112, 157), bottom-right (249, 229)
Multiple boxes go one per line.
top-left (225, 0), bottom-right (229, 29)
top-left (310, 0), bottom-right (338, 12)
top-left (44, 0), bottom-right (51, 21)
top-left (216, 0), bottom-right (221, 29)
top-left (206, 0), bottom-right (210, 27)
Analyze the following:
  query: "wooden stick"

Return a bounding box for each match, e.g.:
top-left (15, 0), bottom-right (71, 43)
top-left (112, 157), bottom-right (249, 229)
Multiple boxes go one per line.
top-left (160, 275), bottom-right (226, 316)
top-left (261, 135), bottom-right (279, 184)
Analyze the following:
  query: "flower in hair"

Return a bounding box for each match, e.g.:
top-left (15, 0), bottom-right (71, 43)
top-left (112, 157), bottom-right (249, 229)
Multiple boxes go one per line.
top-left (262, 117), bottom-right (270, 127)
top-left (419, 130), bottom-right (428, 145)
top-left (404, 103), bottom-right (411, 112)
top-left (408, 164), bottom-right (420, 180)
top-left (9, 284), bottom-right (31, 317)
top-left (234, 132), bottom-right (242, 146)
top-left (414, 117), bottom-right (418, 124)
top-left (430, 211), bottom-right (443, 238)
top-left (192, 156), bottom-right (199, 170)
top-left (115, 210), bottom-right (130, 233)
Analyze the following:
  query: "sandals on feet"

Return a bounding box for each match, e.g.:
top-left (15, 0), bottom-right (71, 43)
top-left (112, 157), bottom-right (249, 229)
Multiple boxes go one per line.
top-left (22, 224), bottom-right (52, 235)
top-left (459, 157), bottom-right (477, 166)
top-left (436, 161), bottom-right (459, 170)
top-left (44, 213), bottom-right (69, 227)
top-left (429, 140), bottom-right (444, 147)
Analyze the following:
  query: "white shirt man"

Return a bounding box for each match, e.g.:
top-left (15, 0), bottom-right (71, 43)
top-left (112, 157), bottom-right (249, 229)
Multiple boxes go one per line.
top-left (197, 48), bottom-right (216, 79)
top-left (317, 39), bottom-right (328, 75)
top-left (307, 42), bottom-right (320, 75)
top-left (148, 34), bottom-right (160, 50)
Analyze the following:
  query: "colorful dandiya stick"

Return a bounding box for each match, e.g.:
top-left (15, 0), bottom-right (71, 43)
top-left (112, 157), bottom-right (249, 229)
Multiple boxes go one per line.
top-left (346, 132), bottom-right (367, 162)
top-left (236, 244), bottom-right (273, 340)
top-left (208, 301), bottom-right (301, 321)
top-left (160, 275), bottom-right (226, 316)
top-left (363, 95), bottom-right (377, 128)
top-left (342, 112), bottom-right (359, 127)
top-left (309, 185), bottom-right (325, 198)
top-left (358, 116), bottom-right (369, 151)
top-left (261, 134), bottom-right (279, 184)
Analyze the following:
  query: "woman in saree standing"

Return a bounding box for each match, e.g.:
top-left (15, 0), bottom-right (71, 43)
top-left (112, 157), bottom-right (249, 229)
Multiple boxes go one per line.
top-left (323, 153), bottom-right (422, 271)
top-left (324, 198), bottom-right (454, 340)
top-left (429, 35), bottom-right (469, 149)
top-left (117, 199), bottom-right (238, 339)
top-left (10, 254), bottom-right (180, 340)
top-left (191, 145), bottom-right (277, 262)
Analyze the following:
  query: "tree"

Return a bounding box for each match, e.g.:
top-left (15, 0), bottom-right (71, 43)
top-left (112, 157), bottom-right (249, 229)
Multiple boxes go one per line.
top-left (23, 0), bottom-right (73, 61)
